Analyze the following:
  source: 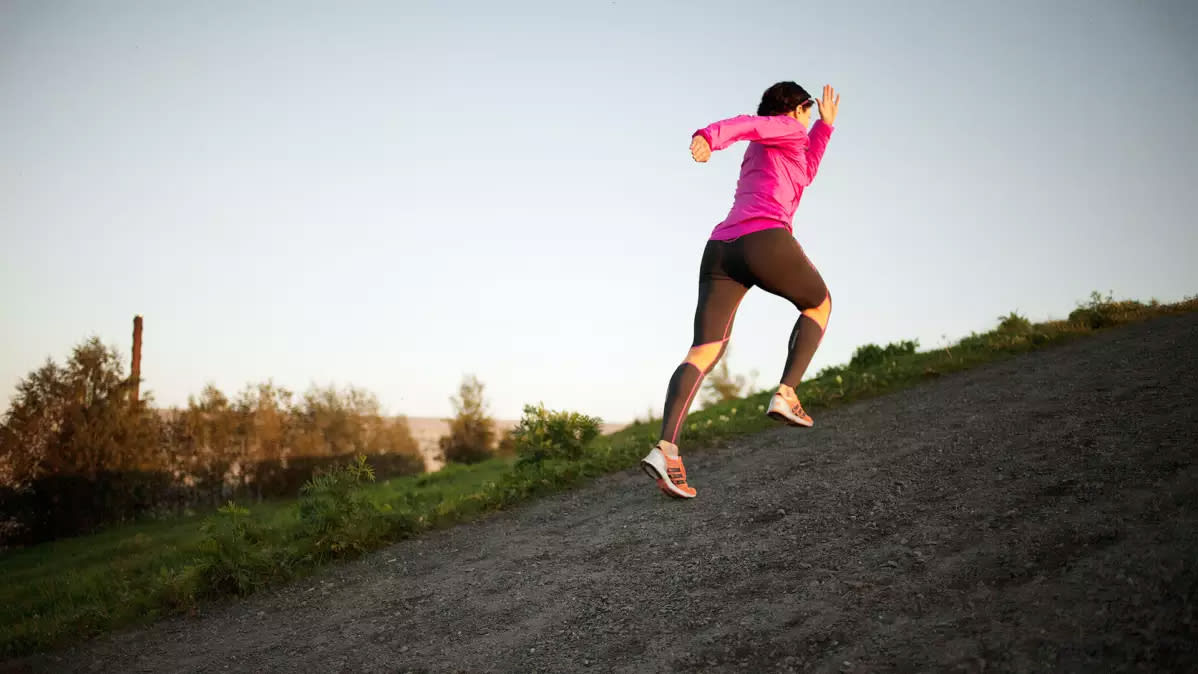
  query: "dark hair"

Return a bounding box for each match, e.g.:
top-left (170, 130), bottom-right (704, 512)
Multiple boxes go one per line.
top-left (756, 81), bottom-right (812, 116)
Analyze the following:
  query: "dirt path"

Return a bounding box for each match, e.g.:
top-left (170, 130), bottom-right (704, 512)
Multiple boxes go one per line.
top-left (10, 313), bottom-right (1198, 673)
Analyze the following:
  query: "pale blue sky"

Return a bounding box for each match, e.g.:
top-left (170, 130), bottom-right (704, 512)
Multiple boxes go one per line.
top-left (3, 0), bottom-right (1196, 423)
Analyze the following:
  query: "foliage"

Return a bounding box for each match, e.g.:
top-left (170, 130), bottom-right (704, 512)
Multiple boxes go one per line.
top-left (0, 338), bottom-right (158, 489)
top-left (1068, 290), bottom-right (1150, 330)
top-left (996, 311), bottom-right (1033, 335)
top-left (297, 455), bottom-right (392, 562)
top-left (0, 339), bottom-right (422, 545)
top-left (511, 404), bottom-right (602, 465)
top-left (495, 428), bottom-right (518, 458)
top-left (849, 339), bottom-right (919, 369)
top-left (195, 502), bottom-right (287, 597)
top-left (701, 348), bottom-right (756, 409)
top-left (438, 375), bottom-right (496, 465)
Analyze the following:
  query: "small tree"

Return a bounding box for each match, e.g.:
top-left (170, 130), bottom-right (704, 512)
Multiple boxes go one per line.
top-left (233, 381), bottom-right (293, 465)
top-left (0, 337), bottom-right (159, 484)
top-left (438, 375), bottom-right (495, 464)
top-left (0, 359), bottom-right (68, 489)
top-left (379, 416), bottom-right (421, 458)
top-left (176, 383), bottom-right (241, 492)
top-left (701, 348), bottom-right (754, 409)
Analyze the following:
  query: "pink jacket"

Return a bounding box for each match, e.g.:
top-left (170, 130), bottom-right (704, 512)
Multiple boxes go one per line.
top-left (693, 116), bottom-right (834, 241)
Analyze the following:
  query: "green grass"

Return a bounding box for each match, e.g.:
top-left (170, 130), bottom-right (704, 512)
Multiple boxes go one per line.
top-left (0, 458), bottom-right (516, 659)
top-left (2, 292), bottom-right (1195, 659)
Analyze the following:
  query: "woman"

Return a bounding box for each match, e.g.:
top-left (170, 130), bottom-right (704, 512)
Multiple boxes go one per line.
top-left (641, 82), bottom-right (841, 499)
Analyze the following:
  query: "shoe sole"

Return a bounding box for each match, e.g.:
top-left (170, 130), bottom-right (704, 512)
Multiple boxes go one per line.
top-left (640, 454), bottom-right (696, 499)
top-left (767, 406), bottom-right (814, 428)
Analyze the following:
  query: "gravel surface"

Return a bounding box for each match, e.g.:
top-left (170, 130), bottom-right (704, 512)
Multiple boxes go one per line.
top-left (8, 313), bottom-right (1198, 673)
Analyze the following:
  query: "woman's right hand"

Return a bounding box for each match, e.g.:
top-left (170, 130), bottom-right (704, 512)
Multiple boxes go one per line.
top-left (690, 135), bottom-right (711, 162)
top-left (817, 85), bottom-right (840, 126)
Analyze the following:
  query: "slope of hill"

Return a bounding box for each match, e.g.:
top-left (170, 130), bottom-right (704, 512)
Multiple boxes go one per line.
top-left (10, 312), bottom-right (1197, 673)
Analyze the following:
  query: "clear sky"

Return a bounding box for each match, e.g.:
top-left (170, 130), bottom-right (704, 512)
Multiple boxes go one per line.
top-left (3, 0), bottom-right (1196, 423)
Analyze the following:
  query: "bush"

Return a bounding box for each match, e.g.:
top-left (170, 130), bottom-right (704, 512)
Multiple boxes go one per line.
top-left (511, 404), bottom-right (602, 465)
top-left (849, 339), bottom-right (918, 369)
top-left (849, 344), bottom-right (885, 369)
top-left (195, 502), bottom-right (286, 597)
top-left (815, 364), bottom-right (846, 380)
top-left (996, 311), bottom-right (1033, 335)
top-left (439, 375), bottom-right (496, 465)
top-left (1068, 290), bottom-right (1149, 330)
top-left (297, 455), bottom-right (389, 562)
top-left (153, 564), bottom-right (201, 612)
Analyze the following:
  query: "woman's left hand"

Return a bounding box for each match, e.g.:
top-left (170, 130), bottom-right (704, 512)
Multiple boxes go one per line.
top-left (817, 85), bottom-right (840, 126)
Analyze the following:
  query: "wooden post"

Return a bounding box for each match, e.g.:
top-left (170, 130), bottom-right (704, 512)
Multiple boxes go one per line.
top-left (131, 315), bottom-right (143, 403)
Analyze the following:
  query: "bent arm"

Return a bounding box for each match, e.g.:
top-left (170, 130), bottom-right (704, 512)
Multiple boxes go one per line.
top-left (693, 115), bottom-right (805, 151)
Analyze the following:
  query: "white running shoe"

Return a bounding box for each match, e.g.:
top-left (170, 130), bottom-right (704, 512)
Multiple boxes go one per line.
top-left (767, 385), bottom-right (814, 427)
top-left (640, 441), bottom-right (697, 499)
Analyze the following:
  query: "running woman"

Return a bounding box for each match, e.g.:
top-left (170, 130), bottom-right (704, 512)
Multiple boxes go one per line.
top-left (641, 82), bottom-right (841, 499)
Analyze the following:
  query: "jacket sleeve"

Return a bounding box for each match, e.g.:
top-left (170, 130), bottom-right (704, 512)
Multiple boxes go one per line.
top-left (692, 115), bottom-right (805, 151)
top-left (790, 120), bottom-right (835, 186)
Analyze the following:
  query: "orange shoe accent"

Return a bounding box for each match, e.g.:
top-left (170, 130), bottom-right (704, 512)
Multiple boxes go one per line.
top-left (801, 293), bottom-right (832, 331)
top-left (660, 453), bottom-right (696, 498)
top-left (640, 444), bottom-right (697, 499)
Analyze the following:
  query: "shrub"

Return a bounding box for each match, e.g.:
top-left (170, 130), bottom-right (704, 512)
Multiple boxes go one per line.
top-left (1068, 290), bottom-right (1149, 329)
top-left (849, 343), bottom-right (885, 369)
top-left (996, 311), bottom-right (1033, 335)
top-left (153, 564), bottom-right (201, 612)
top-left (195, 502), bottom-right (285, 597)
top-left (849, 339), bottom-right (918, 369)
top-left (511, 404), bottom-right (602, 465)
top-left (297, 455), bottom-right (388, 562)
top-left (815, 364), bottom-right (846, 380)
top-left (439, 375), bottom-right (496, 465)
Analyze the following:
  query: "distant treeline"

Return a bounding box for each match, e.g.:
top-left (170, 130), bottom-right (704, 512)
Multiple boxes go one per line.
top-left (0, 338), bottom-right (424, 546)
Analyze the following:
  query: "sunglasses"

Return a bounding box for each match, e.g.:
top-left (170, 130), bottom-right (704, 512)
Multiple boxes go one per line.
top-left (799, 99), bottom-right (815, 111)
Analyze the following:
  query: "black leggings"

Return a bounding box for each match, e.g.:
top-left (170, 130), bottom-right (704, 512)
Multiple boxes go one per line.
top-left (660, 227), bottom-right (831, 444)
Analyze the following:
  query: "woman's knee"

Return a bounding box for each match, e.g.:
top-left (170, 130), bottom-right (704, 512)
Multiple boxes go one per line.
top-left (788, 278), bottom-right (828, 311)
top-left (800, 289), bottom-right (831, 331)
top-left (683, 340), bottom-right (727, 372)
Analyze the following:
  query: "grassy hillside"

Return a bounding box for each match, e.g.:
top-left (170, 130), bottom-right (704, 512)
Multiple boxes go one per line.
top-left (2, 292), bottom-right (1194, 659)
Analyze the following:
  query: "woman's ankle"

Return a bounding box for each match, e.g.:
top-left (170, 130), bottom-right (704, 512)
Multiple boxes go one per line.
top-left (656, 439), bottom-right (680, 457)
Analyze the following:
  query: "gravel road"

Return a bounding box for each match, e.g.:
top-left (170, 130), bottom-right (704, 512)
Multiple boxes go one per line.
top-left (9, 313), bottom-right (1197, 673)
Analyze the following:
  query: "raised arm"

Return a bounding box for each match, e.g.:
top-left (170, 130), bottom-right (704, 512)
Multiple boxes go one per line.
top-left (790, 119), bottom-right (834, 186)
top-left (791, 86), bottom-right (840, 184)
